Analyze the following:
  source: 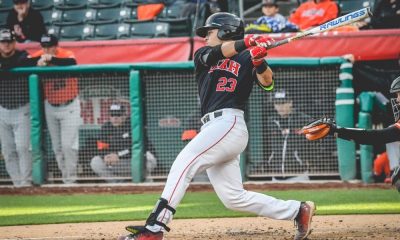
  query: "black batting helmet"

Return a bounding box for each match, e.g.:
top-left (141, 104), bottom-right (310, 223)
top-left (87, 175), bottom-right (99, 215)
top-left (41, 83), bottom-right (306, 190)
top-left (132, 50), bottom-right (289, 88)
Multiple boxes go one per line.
top-left (196, 12), bottom-right (244, 41)
top-left (390, 76), bottom-right (400, 122)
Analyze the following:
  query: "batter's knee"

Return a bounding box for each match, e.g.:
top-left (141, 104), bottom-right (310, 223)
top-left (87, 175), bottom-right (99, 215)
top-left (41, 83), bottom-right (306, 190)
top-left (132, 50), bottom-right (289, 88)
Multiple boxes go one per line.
top-left (219, 190), bottom-right (248, 211)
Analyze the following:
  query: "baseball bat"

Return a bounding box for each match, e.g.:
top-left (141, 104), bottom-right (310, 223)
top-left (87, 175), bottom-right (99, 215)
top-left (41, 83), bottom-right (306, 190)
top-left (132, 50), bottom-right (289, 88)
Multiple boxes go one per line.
top-left (266, 7), bottom-right (373, 50)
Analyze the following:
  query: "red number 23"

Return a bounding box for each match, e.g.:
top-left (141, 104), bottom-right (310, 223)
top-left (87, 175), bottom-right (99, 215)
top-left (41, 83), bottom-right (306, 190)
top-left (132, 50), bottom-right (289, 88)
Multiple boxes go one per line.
top-left (216, 77), bottom-right (237, 92)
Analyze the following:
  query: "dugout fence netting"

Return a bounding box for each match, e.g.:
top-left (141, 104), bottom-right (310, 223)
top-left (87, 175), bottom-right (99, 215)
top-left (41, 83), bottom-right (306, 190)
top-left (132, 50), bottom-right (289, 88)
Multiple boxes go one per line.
top-left (0, 59), bottom-right (344, 185)
top-left (142, 62), bottom-right (341, 180)
top-left (39, 72), bottom-right (132, 183)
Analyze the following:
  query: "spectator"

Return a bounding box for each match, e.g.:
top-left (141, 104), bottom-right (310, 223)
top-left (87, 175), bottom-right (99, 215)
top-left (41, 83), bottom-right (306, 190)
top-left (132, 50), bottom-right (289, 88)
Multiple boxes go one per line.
top-left (289, 0), bottom-right (338, 30)
top-left (0, 28), bottom-right (35, 187)
top-left (265, 89), bottom-right (314, 180)
top-left (6, 0), bottom-right (46, 43)
top-left (90, 103), bottom-right (157, 183)
top-left (245, 0), bottom-right (299, 33)
top-left (29, 34), bottom-right (81, 184)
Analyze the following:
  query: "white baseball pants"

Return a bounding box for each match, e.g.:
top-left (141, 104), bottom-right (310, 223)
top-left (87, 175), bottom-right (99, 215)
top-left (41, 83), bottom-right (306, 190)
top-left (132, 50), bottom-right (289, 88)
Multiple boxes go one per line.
top-left (147, 108), bottom-right (301, 232)
top-left (0, 104), bottom-right (32, 187)
top-left (45, 98), bottom-right (82, 184)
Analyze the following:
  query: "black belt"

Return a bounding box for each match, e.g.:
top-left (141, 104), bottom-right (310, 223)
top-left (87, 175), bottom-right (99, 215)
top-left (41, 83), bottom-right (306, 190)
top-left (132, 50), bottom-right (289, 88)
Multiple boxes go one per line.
top-left (49, 98), bottom-right (75, 107)
top-left (201, 110), bottom-right (223, 124)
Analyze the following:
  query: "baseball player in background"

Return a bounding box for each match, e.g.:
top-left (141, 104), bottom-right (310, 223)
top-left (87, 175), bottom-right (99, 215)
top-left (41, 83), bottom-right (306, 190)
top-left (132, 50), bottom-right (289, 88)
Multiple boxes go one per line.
top-left (0, 28), bottom-right (35, 187)
top-left (29, 34), bottom-right (81, 184)
top-left (303, 76), bottom-right (400, 191)
top-left (119, 12), bottom-right (315, 240)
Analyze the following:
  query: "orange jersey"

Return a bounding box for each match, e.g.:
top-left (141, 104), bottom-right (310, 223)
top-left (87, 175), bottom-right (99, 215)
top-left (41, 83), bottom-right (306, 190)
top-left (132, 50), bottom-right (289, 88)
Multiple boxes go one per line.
top-left (31, 48), bottom-right (78, 105)
top-left (373, 152), bottom-right (390, 177)
top-left (289, 0), bottom-right (339, 30)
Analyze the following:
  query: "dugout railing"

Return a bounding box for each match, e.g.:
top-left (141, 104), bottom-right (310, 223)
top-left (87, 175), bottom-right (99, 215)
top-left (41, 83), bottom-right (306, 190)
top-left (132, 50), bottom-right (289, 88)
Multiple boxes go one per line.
top-left (0, 58), bottom-right (354, 185)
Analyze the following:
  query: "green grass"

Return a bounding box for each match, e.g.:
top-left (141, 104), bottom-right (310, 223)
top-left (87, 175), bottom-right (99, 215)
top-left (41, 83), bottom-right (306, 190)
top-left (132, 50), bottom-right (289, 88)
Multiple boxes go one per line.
top-left (0, 189), bottom-right (399, 226)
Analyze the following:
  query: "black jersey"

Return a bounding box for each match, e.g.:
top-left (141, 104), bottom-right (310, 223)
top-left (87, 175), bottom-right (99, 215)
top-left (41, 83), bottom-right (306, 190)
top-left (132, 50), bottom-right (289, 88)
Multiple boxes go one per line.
top-left (97, 119), bottom-right (131, 158)
top-left (0, 50), bottom-right (35, 109)
top-left (194, 46), bottom-right (258, 116)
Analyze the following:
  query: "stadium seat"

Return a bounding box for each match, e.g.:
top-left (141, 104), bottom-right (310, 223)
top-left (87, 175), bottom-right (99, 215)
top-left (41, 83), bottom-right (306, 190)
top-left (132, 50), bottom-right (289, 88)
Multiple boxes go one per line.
top-left (40, 9), bottom-right (55, 26)
top-left (123, 7), bottom-right (146, 23)
top-left (0, 11), bottom-right (7, 27)
top-left (130, 21), bottom-right (169, 38)
top-left (89, 23), bottom-right (130, 40)
top-left (50, 10), bottom-right (63, 24)
top-left (88, 0), bottom-right (125, 9)
top-left (130, 6), bottom-right (138, 20)
top-left (56, 9), bottom-right (97, 26)
top-left (157, 17), bottom-right (192, 37)
top-left (47, 25), bottom-right (60, 35)
top-left (338, 0), bottom-right (374, 15)
top-left (0, 0), bottom-right (13, 12)
top-left (158, 6), bottom-right (168, 19)
top-left (54, 0), bottom-right (88, 10)
top-left (91, 7), bottom-right (131, 24)
top-left (60, 24), bottom-right (94, 41)
top-left (163, 0), bottom-right (186, 18)
top-left (124, 1), bottom-right (138, 8)
top-left (31, 0), bottom-right (54, 11)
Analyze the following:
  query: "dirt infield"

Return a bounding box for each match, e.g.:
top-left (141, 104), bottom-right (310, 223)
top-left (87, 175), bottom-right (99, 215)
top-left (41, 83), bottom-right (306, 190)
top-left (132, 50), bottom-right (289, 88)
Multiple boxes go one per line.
top-left (0, 215), bottom-right (399, 240)
top-left (0, 182), bottom-right (399, 240)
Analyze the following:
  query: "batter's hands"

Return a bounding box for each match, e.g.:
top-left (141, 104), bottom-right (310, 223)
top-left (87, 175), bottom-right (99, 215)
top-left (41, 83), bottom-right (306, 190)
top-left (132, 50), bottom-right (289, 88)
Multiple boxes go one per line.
top-left (244, 34), bottom-right (275, 49)
top-left (249, 46), bottom-right (268, 66)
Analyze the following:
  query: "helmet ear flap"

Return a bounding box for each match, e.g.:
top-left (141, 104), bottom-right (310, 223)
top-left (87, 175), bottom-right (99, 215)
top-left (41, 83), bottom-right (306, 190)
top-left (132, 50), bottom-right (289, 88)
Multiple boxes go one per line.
top-left (217, 26), bottom-right (244, 41)
top-left (217, 28), bottom-right (229, 40)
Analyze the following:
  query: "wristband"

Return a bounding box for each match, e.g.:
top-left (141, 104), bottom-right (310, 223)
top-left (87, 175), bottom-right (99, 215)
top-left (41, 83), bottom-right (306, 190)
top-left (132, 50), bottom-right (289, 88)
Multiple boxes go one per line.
top-left (234, 40), bottom-right (247, 53)
top-left (255, 60), bottom-right (269, 74)
top-left (257, 79), bottom-right (274, 91)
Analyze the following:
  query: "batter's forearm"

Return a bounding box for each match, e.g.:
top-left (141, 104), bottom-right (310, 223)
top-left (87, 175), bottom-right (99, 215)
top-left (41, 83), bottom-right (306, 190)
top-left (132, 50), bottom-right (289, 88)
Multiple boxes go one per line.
top-left (256, 65), bottom-right (273, 88)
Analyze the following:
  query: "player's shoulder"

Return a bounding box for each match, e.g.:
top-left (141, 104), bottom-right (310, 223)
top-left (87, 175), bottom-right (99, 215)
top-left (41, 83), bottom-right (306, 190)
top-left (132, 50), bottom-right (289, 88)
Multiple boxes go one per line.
top-left (194, 46), bottom-right (212, 57)
top-left (57, 48), bottom-right (75, 58)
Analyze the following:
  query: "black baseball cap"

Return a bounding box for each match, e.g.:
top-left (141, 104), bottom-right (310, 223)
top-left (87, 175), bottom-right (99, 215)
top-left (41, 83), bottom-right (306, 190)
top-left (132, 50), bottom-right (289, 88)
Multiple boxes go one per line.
top-left (13, 0), bottom-right (29, 4)
top-left (0, 29), bottom-right (16, 42)
top-left (109, 103), bottom-right (126, 117)
top-left (40, 34), bottom-right (58, 47)
top-left (262, 0), bottom-right (278, 7)
top-left (273, 89), bottom-right (291, 103)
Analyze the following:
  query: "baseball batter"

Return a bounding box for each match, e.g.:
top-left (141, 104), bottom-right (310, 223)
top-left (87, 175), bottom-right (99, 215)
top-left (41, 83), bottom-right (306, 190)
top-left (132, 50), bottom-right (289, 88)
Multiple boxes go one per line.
top-left (119, 12), bottom-right (315, 240)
